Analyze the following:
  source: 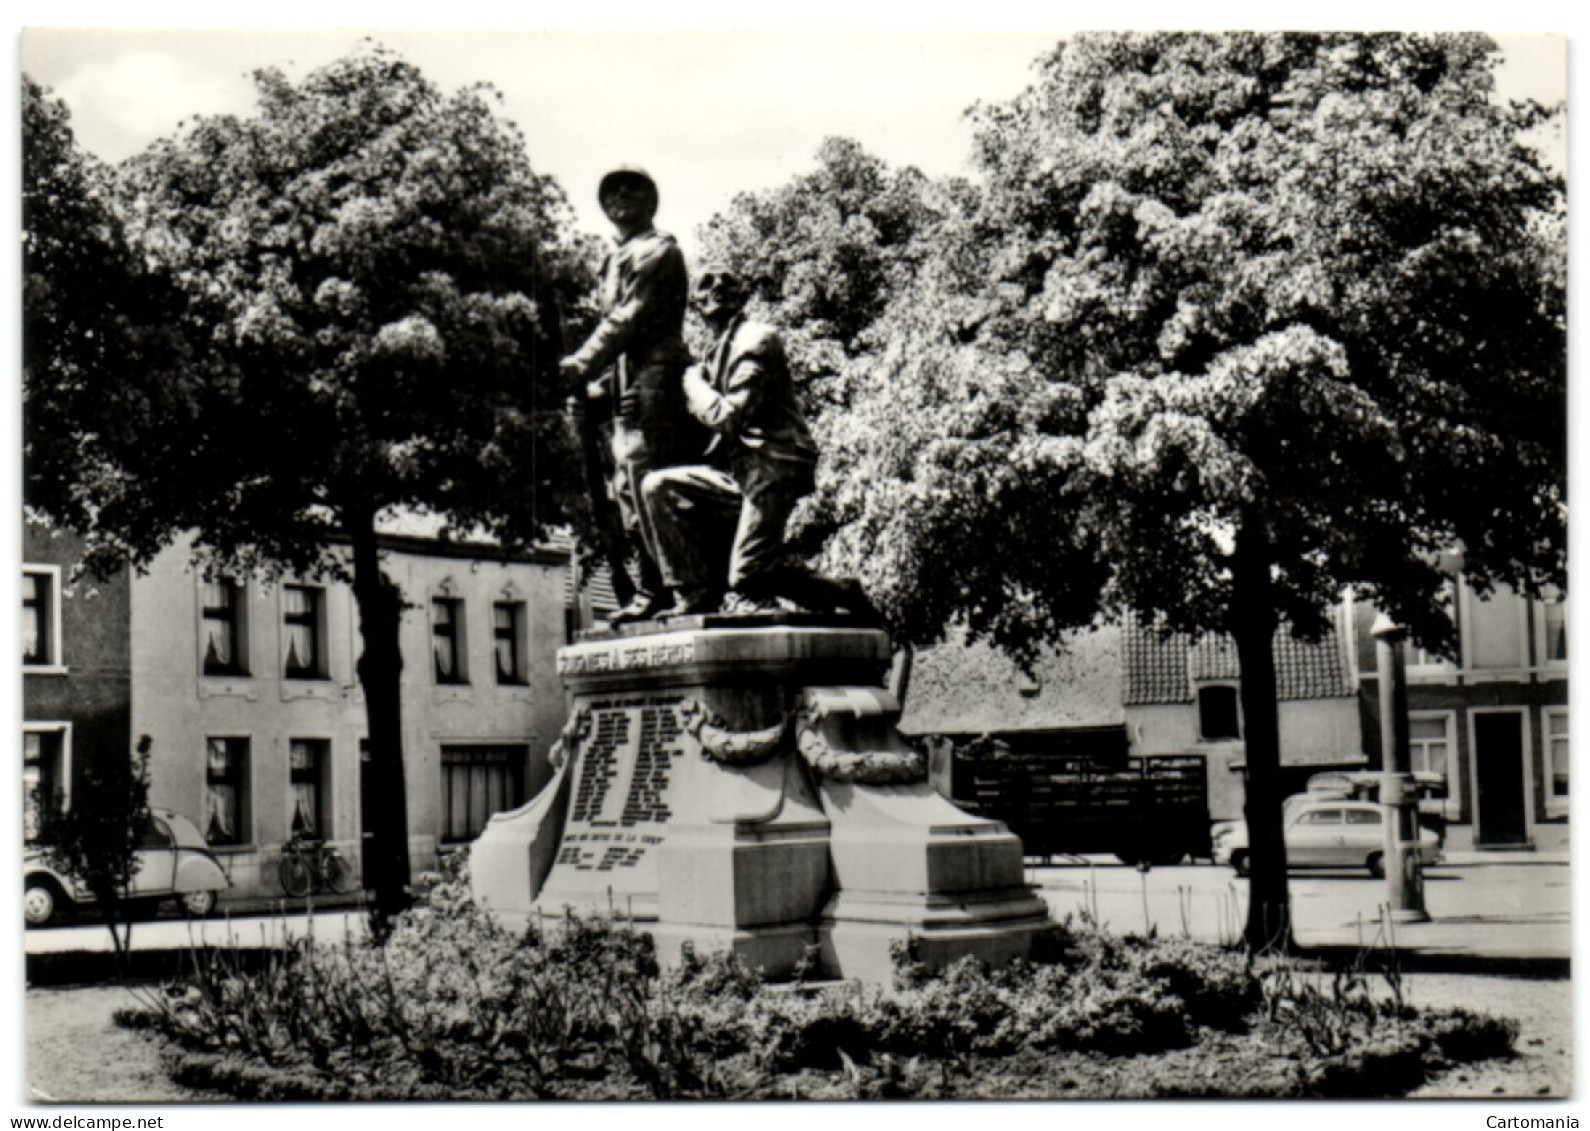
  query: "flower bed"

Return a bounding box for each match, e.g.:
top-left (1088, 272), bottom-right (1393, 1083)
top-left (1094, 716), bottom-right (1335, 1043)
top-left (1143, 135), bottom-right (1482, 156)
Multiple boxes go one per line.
top-left (119, 873), bottom-right (1517, 1100)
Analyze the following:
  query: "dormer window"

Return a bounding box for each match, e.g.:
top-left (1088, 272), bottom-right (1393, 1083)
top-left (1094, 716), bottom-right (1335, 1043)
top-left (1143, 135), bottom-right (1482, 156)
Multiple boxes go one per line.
top-left (1198, 685), bottom-right (1241, 741)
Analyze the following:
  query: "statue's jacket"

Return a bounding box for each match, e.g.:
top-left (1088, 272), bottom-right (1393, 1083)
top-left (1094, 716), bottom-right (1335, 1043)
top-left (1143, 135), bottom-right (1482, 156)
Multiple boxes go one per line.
top-left (566, 227), bottom-right (700, 465)
top-left (684, 314), bottom-right (818, 498)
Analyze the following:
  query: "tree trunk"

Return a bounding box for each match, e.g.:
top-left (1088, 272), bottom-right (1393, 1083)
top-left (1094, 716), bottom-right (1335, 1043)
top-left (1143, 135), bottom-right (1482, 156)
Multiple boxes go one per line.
top-left (1230, 520), bottom-right (1294, 953)
top-left (347, 509), bottom-right (413, 937)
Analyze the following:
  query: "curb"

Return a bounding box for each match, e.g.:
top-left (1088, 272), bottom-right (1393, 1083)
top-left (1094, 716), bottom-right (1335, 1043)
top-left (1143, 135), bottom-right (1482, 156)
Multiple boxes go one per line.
top-left (215, 895), bottom-right (371, 917)
top-left (30, 942), bottom-right (1568, 988)
top-left (1292, 945), bottom-right (1570, 979)
top-left (27, 946), bottom-right (283, 987)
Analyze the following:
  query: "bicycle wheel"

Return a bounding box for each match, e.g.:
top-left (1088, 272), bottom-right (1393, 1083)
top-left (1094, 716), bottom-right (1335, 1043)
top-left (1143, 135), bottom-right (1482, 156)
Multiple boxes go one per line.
top-left (280, 852), bottom-right (312, 898)
top-left (323, 851), bottom-right (356, 895)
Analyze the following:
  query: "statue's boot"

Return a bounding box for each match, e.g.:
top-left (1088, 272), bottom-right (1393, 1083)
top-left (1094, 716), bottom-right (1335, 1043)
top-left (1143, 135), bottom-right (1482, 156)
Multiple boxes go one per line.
top-left (607, 591), bottom-right (668, 626)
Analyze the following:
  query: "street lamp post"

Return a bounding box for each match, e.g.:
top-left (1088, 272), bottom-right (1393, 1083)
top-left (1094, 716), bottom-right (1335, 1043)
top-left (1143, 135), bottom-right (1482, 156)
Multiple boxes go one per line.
top-left (1371, 614), bottom-right (1431, 923)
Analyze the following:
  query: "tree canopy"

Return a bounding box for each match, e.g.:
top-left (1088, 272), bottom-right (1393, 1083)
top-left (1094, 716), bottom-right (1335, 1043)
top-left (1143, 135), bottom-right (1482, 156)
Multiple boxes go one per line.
top-left (23, 46), bottom-right (594, 925)
top-left (706, 32), bottom-right (1565, 949)
top-left (979, 33), bottom-right (1563, 644)
top-left (113, 47), bottom-right (584, 570)
top-left (696, 136), bottom-right (963, 412)
top-left (22, 77), bottom-right (188, 557)
top-left (696, 136), bottom-right (985, 561)
top-left (808, 33), bottom-right (1564, 662)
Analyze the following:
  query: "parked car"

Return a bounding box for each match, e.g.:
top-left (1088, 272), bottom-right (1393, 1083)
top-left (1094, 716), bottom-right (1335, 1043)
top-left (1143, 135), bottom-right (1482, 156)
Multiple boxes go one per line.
top-left (24, 808), bottom-right (229, 927)
top-left (1209, 789), bottom-right (1331, 853)
top-left (1212, 800), bottom-right (1443, 878)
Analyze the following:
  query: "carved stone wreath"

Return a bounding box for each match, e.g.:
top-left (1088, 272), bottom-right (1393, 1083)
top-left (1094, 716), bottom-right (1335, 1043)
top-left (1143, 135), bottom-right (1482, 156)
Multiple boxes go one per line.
top-left (794, 705), bottom-right (926, 785)
top-left (678, 698), bottom-right (790, 766)
top-left (548, 705), bottom-right (592, 773)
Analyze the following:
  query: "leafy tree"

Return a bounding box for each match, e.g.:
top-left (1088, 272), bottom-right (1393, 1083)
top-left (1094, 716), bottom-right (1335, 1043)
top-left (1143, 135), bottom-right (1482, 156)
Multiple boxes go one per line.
top-left (696, 136), bottom-right (957, 412)
top-left (34, 738), bottom-right (154, 967)
top-left (22, 77), bottom-right (186, 539)
top-left (697, 138), bottom-right (978, 562)
top-left (810, 33), bottom-right (1565, 950)
top-left (24, 46), bottom-right (588, 931)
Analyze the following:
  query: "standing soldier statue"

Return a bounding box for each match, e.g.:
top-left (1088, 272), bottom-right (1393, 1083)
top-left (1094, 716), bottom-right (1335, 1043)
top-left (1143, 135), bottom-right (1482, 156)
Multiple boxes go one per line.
top-left (562, 167), bottom-right (705, 624)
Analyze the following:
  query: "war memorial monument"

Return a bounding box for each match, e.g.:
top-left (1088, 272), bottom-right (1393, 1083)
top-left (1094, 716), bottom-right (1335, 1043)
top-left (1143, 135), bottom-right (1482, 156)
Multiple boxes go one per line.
top-left (470, 167), bottom-right (1050, 983)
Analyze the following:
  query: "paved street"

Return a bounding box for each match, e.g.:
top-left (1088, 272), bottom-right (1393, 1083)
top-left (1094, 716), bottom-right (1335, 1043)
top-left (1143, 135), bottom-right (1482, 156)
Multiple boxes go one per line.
top-left (1031, 856), bottom-right (1571, 962)
top-left (23, 857), bottom-right (1570, 967)
top-left (24, 905), bottom-right (369, 955)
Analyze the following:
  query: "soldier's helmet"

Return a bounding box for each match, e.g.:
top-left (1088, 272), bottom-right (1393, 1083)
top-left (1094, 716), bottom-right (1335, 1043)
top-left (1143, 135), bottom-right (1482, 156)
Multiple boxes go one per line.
top-left (598, 166), bottom-right (659, 213)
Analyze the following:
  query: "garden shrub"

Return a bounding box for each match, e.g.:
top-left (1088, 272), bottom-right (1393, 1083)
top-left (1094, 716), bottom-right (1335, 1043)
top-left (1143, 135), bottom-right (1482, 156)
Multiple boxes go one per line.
top-left (1422, 1007), bottom-right (1519, 1064)
top-left (1126, 934), bottom-right (1261, 1028)
top-left (122, 871), bottom-right (1517, 1100)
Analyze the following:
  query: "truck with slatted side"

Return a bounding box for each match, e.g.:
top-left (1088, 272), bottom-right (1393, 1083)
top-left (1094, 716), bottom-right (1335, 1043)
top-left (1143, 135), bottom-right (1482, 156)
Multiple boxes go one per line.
top-left (952, 747), bottom-right (1212, 865)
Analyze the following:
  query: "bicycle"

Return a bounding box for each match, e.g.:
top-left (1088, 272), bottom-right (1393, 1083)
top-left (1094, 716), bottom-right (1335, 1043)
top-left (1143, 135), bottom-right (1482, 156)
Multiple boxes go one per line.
top-left (279, 836), bottom-right (357, 897)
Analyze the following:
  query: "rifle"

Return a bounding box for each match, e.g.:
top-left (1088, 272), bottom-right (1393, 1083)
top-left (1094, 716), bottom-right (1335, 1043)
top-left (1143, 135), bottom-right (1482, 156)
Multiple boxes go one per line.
top-left (567, 390), bottom-right (637, 610)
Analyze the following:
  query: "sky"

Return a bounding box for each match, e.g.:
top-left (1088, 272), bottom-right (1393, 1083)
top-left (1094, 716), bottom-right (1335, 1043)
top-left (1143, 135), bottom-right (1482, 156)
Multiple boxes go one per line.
top-left (16, 23), bottom-right (1571, 259)
top-left (14, 27), bottom-right (1065, 257)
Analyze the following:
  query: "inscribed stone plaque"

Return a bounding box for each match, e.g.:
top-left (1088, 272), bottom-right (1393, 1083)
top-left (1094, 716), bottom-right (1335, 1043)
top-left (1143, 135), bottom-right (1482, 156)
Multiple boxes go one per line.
top-left (537, 694), bottom-right (691, 910)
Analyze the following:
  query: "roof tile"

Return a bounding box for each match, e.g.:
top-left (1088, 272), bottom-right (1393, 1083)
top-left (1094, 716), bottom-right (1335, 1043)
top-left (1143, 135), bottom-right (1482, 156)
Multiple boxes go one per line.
top-left (1123, 612), bottom-right (1353, 704)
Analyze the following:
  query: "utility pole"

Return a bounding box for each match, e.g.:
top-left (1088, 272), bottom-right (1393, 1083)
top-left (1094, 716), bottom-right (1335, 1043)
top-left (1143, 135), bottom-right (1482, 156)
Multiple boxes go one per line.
top-left (1371, 614), bottom-right (1431, 923)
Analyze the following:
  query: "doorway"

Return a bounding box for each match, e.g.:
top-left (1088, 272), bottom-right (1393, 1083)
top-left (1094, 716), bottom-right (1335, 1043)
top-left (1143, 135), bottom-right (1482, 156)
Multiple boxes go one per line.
top-left (1473, 711), bottom-right (1529, 846)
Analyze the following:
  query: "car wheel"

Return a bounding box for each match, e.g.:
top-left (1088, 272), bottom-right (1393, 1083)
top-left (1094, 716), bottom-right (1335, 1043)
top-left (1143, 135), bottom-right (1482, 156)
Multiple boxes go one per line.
top-left (24, 880), bottom-right (64, 927)
top-left (1230, 851), bottom-right (1250, 878)
top-left (1366, 852), bottom-right (1385, 879)
top-left (181, 889), bottom-right (217, 918)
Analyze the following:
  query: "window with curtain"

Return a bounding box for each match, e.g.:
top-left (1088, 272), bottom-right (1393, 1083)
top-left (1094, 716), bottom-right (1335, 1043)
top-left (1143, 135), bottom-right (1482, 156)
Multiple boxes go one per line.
top-left (433, 598), bottom-right (466, 684)
top-left (1408, 713), bottom-right (1461, 820)
top-left (494, 601), bottom-right (525, 684)
top-left (441, 745), bottom-right (524, 842)
top-left (206, 736), bottom-right (248, 846)
top-left (22, 571), bottom-right (54, 667)
top-left (288, 739), bottom-right (328, 839)
top-left (1543, 599), bottom-right (1568, 664)
top-left (283, 586), bottom-right (324, 679)
top-left (202, 579), bottom-right (246, 675)
top-left (1408, 716), bottom-right (1451, 781)
top-left (23, 730), bottom-right (63, 842)
top-left (1546, 709), bottom-right (1569, 807)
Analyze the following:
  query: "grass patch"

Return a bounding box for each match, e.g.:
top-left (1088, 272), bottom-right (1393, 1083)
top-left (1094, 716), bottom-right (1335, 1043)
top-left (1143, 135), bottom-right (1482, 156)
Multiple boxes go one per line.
top-left (118, 871), bottom-right (1517, 1100)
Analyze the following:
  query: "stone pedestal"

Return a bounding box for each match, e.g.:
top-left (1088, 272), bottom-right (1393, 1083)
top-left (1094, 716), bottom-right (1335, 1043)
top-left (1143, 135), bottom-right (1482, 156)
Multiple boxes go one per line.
top-left (470, 616), bottom-right (1051, 981)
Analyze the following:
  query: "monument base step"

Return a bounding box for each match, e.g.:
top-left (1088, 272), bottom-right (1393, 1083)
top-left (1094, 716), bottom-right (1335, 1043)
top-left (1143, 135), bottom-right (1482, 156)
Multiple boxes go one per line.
top-left (648, 920), bottom-right (819, 976)
top-left (820, 908), bottom-right (1053, 985)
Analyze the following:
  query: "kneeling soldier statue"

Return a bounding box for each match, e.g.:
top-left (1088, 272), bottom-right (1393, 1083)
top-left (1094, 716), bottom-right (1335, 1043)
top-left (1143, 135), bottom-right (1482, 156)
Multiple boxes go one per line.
top-left (642, 267), bottom-right (822, 617)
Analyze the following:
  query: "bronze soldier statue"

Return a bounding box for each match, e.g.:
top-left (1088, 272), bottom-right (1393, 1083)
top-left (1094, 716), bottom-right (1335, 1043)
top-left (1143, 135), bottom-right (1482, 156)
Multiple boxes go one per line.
top-left (642, 267), bottom-right (875, 621)
top-left (562, 167), bottom-right (704, 624)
